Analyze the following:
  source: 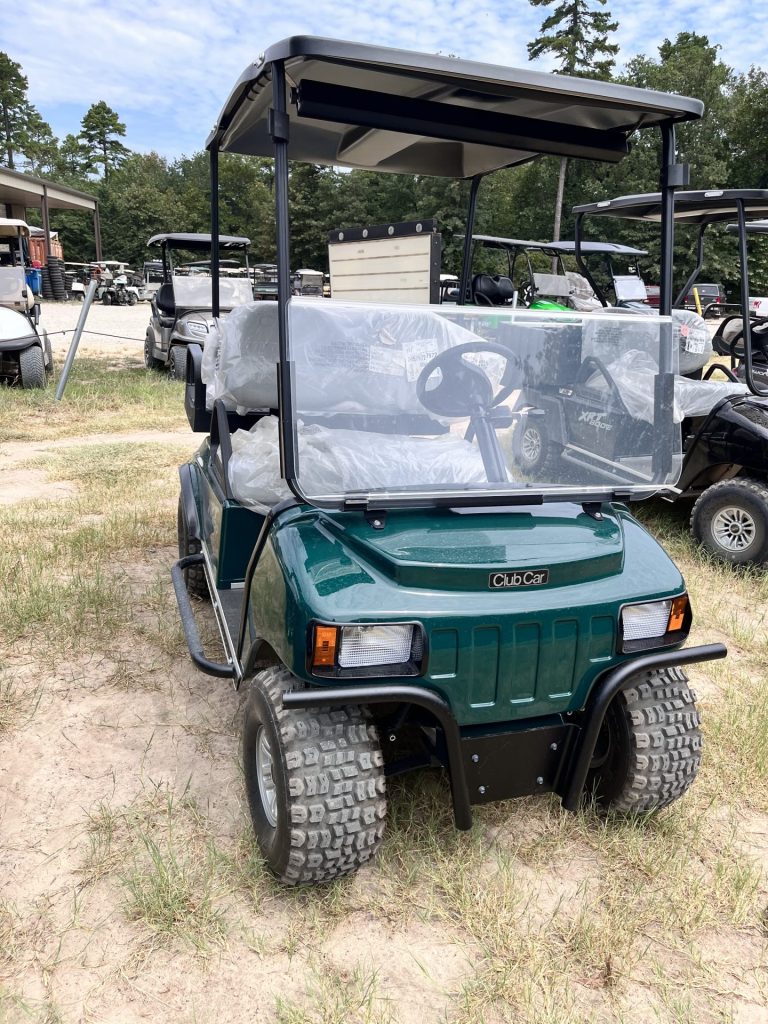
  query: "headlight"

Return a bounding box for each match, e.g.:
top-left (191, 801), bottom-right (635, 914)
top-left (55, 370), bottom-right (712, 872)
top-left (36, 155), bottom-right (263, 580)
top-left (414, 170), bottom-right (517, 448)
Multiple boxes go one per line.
top-left (310, 622), bottom-right (424, 674)
top-left (620, 595), bottom-right (690, 653)
top-left (184, 320), bottom-right (209, 337)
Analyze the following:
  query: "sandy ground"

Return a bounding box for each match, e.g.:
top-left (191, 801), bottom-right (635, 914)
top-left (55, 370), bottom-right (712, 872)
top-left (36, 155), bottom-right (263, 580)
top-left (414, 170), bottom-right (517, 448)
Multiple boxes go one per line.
top-left (39, 299), bottom-right (151, 357)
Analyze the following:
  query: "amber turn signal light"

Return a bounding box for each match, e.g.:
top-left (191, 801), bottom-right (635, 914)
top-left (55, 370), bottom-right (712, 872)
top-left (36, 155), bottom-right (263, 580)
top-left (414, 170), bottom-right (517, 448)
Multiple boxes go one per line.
top-left (312, 625), bottom-right (338, 667)
top-left (668, 595), bottom-right (688, 632)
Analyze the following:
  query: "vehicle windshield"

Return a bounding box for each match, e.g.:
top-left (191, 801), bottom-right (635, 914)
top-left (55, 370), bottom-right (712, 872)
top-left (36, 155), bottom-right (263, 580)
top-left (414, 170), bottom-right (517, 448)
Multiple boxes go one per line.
top-left (284, 299), bottom-right (682, 506)
top-left (171, 274), bottom-right (252, 310)
top-left (0, 266), bottom-right (26, 305)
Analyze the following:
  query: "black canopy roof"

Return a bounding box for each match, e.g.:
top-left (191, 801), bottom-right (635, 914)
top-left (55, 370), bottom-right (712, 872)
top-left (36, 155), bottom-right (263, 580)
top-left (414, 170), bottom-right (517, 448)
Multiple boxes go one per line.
top-left (727, 220), bottom-right (768, 235)
top-left (573, 190), bottom-right (768, 225)
top-left (470, 235), bottom-right (647, 256)
top-left (147, 233), bottom-right (250, 250)
top-left (208, 36), bottom-right (703, 178)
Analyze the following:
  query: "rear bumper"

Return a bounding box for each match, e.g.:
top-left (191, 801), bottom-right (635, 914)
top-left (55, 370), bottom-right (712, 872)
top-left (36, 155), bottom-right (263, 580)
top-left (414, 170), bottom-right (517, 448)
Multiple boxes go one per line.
top-left (282, 642), bottom-right (727, 829)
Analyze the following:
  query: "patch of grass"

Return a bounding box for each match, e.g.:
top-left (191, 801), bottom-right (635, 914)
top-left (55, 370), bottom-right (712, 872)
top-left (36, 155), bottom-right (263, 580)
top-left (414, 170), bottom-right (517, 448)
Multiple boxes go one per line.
top-left (0, 675), bottom-right (38, 737)
top-left (274, 962), bottom-right (396, 1024)
top-left (0, 358), bottom-right (186, 441)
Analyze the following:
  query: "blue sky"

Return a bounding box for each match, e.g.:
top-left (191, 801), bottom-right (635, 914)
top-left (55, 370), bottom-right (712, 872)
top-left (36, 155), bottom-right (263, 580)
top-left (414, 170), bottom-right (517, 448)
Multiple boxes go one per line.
top-left (1, 0), bottom-right (765, 159)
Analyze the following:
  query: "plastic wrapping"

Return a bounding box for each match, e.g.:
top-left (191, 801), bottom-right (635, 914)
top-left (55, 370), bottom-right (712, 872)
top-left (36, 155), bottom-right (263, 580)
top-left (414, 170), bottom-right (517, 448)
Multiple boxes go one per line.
top-left (228, 416), bottom-right (487, 507)
top-left (583, 349), bottom-right (747, 423)
top-left (565, 272), bottom-right (602, 312)
top-left (207, 300), bottom-right (482, 416)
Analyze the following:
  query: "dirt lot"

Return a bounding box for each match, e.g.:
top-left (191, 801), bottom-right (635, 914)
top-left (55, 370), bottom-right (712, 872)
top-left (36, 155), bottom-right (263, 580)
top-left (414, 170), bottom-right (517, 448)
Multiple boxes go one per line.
top-left (40, 299), bottom-right (151, 358)
top-left (1, 316), bottom-right (767, 1024)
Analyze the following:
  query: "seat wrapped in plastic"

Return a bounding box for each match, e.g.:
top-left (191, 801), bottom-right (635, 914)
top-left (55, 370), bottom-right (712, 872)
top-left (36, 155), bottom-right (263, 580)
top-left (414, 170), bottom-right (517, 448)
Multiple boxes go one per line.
top-left (565, 272), bottom-right (602, 312)
top-left (582, 349), bottom-right (747, 423)
top-left (228, 416), bottom-right (487, 507)
top-left (203, 300), bottom-right (483, 417)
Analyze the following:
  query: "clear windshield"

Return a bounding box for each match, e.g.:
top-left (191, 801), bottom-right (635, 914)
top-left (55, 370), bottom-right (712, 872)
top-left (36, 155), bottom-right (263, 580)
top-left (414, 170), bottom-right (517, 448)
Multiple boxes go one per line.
top-left (0, 266), bottom-right (26, 306)
top-left (171, 274), bottom-right (252, 309)
top-left (285, 299), bottom-right (682, 506)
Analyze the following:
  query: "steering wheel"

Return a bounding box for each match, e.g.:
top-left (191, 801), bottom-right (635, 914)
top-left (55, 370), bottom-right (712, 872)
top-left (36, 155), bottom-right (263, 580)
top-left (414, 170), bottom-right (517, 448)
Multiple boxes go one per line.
top-left (518, 278), bottom-right (535, 308)
top-left (415, 341), bottom-right (514, 418)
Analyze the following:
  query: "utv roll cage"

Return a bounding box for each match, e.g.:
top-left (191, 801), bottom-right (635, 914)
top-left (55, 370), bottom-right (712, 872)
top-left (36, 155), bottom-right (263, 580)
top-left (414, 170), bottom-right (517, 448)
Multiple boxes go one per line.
top-left (573, 190), bottom-right (768, 397)
top-left (205, 35), bottom-right (702, 508)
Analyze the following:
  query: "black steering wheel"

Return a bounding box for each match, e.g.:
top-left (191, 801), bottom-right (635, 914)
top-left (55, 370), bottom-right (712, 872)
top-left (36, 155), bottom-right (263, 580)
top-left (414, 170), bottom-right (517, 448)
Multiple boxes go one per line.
top-left (415, 341), bottom-right (514, 418)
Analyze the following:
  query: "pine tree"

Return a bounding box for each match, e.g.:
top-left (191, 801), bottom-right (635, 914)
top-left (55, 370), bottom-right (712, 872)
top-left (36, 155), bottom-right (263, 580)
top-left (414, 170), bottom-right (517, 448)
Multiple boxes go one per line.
top-left (79, 101), bottom-right (129, 179)
top-left (527, 0), bottom-right (619, 245)
top-left (0, 52), bottom-right (33, 170)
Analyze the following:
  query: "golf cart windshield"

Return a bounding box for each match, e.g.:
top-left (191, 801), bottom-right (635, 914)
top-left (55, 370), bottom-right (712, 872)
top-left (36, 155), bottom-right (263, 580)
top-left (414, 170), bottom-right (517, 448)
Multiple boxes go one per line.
top-left (275, 299), bottom-right (681, 506)
top-left (171, 274), bottom-right (252, 310)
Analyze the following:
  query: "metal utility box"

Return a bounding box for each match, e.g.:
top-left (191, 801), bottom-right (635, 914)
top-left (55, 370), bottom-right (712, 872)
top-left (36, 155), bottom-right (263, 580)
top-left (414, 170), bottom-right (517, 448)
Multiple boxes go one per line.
top-left (328, 220), bottom-right (442, 304)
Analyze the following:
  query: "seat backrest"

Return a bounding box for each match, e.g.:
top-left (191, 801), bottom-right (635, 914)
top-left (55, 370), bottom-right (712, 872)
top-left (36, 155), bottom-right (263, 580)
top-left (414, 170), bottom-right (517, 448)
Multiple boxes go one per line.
top-left (155, 281), bottom-right (175, 316)
top-left (472, 273), bottom-right (501, 305)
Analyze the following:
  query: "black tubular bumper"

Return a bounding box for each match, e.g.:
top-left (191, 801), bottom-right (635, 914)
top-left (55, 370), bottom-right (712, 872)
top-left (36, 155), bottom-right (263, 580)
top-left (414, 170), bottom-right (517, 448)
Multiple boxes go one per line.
top-left (282, 643), bottom-right (727, 830)
top-left (171, 554), bottom-right (235, 679)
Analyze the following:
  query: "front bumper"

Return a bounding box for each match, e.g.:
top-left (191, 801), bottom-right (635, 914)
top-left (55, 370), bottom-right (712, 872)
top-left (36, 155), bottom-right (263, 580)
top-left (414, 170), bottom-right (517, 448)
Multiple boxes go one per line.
top-left (282, 642), bottom-right (727, 829)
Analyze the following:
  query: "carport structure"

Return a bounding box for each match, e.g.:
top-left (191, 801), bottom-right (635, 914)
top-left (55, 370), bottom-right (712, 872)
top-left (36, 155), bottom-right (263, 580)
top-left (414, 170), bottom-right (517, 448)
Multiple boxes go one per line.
top-left (0, 166), bottom-right (101, 260)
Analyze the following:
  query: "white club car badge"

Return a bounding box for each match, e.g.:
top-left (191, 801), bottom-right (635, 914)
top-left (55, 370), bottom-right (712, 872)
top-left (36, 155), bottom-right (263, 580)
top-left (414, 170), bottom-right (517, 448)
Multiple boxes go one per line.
top-left (489, 569), bottom-right (550, 589)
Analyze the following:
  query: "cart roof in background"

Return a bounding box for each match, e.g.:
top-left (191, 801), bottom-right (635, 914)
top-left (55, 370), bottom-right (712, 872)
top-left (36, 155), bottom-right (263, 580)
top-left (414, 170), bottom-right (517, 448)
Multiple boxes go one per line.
top-left (471, 234), bottom-right (647, 256)
top-left (727, 220), bottom-right (768, 234)
top-left (550, 240), bottom-right (647, 256)
top-left (147, 233), bottom-right (251, 249)
top-left (0, 217), bottom-right (30, 238)
top-left (573, 190), bottom-right (768, 225)
top-left (208, 36), bottom-right (703, 177)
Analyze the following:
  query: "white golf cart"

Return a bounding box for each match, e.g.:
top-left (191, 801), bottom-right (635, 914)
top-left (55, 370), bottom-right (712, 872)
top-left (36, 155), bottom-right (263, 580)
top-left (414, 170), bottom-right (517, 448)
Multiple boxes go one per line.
top-left (0, 218), bottom-right (52, 388)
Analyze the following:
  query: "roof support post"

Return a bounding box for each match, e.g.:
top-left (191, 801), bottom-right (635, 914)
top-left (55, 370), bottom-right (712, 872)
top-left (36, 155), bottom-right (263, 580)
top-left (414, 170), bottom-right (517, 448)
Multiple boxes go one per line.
top-left (458, 175), bottom-right (482, 305)
top-left (271, 59), bottom-right (299, 486)
top-left (659, 122), bottom-right (682, 318)
top-left (93, 202), bottom-right (103, 262)
top-left (41, 184), bottom-right (52, 261)
top-left (674, 221), bottom-right (706, 308)
top-left (573, 213), bottom-right (607, 306)
top-left (736, 198), bottom-right (768, 397)
top-left (210, 145), bottom-right (220, 318)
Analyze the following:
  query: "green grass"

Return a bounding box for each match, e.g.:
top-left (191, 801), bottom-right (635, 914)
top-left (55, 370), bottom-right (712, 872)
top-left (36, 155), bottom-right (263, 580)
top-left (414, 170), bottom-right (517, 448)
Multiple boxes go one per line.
top-left (0, 357), bottom-right (186, 440)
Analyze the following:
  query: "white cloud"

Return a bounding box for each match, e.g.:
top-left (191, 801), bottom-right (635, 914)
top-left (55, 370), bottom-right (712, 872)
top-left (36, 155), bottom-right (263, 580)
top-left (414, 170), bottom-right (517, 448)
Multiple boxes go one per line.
top-left (0, 0), bottom-right (763, 157)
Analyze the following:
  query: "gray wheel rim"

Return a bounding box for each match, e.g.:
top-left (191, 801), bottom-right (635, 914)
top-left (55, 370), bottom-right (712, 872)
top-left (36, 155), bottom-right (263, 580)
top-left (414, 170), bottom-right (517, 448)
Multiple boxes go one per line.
top-left (522, 426), bottom-right (542, 464)
top-left (711, 505), bottom-right (757, 552)
top-left (255, 726), bottom-right (278, 828)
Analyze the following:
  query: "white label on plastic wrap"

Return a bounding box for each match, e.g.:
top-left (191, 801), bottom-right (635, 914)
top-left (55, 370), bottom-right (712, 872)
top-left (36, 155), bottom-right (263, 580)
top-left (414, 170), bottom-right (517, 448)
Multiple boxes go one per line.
top-left (465, 352), bottom-right (506, 389)
top-left (682, 327), bottom-right (706, 354)
top-left (369, 346), bottom-right (406, 376)
top-left (404, 338), bottom-right (440, 382)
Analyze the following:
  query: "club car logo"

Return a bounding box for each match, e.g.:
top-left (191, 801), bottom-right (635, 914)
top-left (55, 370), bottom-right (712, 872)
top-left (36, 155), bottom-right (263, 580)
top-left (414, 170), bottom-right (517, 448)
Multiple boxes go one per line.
top-left (489, 569), bottom-right (549, 589)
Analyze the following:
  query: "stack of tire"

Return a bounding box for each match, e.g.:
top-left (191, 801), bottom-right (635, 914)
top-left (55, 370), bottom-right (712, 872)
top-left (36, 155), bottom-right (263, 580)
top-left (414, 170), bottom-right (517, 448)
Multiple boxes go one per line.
top-left (64, 269), bottom-right (75, 298)
top-left (40, 265), bottom-right (54, 300)
top-left (46, 257), bottom-right (67, 301)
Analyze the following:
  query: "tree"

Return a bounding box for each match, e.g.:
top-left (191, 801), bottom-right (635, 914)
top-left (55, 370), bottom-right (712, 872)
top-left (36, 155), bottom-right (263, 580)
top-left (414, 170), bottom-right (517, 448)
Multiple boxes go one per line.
top-left (22, 109), bottom-right (58, 175)
top-left (56, 133), bottom-right (95, 179)
top-left (79, 101), bottom-right (129, 179)
top-left (0, 52), bottom-right (33, 170)
top-left (527, 0), bottom-right (619, 246)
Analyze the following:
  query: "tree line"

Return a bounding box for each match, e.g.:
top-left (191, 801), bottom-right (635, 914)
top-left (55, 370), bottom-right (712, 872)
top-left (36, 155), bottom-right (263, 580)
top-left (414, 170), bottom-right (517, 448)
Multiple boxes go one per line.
top-left (2, 5), bottom-right (768, 295)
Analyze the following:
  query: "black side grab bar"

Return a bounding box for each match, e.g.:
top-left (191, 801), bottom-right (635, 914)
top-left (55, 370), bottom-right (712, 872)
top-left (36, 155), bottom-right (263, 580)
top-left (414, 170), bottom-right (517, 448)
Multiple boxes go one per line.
top-left (172, 554), bottom-right (235, 679)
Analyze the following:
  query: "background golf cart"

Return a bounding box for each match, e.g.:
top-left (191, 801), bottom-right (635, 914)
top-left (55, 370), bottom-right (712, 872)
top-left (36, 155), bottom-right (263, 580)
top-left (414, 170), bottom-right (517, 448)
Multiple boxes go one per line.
top-left (175, 36), bottom-right (725, 886)
top-left (94, 261), bottom-right (140, 305)
top-left (0, 218), bottom-right (52, 389)
top-left (559, 189), bottom-right (768, 565)
top-left (144, 232), bottom-right (252, 379)
top-left (466, 235), bottom-right (650, 310)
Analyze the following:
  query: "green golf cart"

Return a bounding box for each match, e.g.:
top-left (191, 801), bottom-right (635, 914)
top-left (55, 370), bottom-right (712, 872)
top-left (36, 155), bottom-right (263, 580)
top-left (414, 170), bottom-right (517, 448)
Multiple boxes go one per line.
top-left (173, 37), bottom-right (726, 886)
